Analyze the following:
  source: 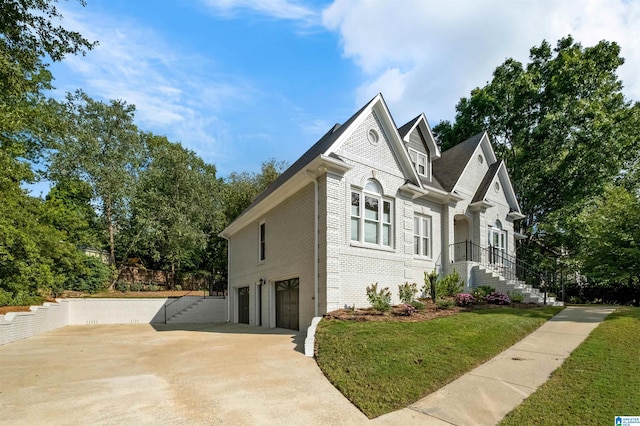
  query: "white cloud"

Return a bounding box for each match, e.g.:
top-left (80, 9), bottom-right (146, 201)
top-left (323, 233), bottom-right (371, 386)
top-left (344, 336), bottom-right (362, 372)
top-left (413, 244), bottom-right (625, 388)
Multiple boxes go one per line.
top-left (323, 0), bottom-right (640, 125)
top-left (201, 0), bottom-right (317, 23)
top-left (52, 6), bottom-right (255, 167)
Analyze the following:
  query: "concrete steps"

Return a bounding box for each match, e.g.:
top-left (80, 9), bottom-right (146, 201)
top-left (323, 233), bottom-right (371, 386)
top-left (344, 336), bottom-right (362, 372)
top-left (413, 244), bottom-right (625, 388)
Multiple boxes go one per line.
top-left (166, 298), bottom-right (227, 324)
top-left (473, 265), bottom-right (564, 306)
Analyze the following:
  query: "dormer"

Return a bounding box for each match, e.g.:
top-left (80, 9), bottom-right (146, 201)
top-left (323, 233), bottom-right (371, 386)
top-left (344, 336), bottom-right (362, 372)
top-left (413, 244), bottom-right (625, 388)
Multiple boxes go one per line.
top-left (398, 114), bottom-right (441, 183)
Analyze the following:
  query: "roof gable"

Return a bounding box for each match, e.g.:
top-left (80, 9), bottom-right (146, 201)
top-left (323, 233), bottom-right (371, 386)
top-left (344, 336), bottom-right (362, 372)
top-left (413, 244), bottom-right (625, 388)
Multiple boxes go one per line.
top-left (398, 113), bottom-right (441, 160)
top-left (432, 132), bottom-right (497, 192)
top-left (471, 160), bottom-right (522, 214)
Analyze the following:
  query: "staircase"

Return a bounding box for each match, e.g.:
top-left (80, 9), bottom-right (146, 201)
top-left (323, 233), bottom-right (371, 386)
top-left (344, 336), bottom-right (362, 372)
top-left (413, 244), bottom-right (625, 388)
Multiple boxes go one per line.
top-left (473, 265), bottom-right (563, 306)
top-left (451, 241), bottom-right (564, 306)
top-left (166, 298), bottom-right (206, 323)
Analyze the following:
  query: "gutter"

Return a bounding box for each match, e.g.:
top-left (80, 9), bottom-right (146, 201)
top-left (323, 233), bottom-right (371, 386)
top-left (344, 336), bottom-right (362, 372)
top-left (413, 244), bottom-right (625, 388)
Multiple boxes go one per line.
top-left (313, 178), bottom-right (319, 317)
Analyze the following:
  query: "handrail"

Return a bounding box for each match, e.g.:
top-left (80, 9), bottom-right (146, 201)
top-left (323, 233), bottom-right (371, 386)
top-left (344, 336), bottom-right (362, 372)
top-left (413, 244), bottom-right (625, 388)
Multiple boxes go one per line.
top-left (450, 240), bottom-right (555, 301)
top-left (164, 286), bottom-right (206, 323)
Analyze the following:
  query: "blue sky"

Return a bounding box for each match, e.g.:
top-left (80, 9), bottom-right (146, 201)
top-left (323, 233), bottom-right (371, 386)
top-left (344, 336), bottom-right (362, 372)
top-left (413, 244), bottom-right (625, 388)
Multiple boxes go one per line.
top-left (45, 0), bottom-right (640, 181)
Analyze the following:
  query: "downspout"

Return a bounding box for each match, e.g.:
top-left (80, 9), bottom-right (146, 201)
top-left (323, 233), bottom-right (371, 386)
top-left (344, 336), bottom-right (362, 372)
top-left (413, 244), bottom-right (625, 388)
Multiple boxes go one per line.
top-left (313, 178), bottom-right (319, 317)
top-left (226, 240), bottom-right (231, 323)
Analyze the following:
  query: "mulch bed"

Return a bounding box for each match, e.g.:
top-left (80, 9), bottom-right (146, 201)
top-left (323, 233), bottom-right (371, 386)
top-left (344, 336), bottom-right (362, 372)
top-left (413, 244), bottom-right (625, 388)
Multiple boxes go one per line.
top-left (324, 300), bottom-right (541, 323)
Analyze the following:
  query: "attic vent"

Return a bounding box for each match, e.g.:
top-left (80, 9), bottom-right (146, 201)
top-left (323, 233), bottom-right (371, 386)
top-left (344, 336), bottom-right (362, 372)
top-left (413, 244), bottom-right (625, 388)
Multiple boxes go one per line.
top-left (494, 181), bottom-right (500, 192)
top-left (478, 154), bottom-right (484, 164)
top-left (368, 129), bottom-right (379, 145)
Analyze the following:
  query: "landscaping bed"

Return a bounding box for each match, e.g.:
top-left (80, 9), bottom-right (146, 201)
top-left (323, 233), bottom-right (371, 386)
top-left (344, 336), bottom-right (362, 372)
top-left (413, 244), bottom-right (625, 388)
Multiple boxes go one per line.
top-left (315, 305), bottom-right (564, 418)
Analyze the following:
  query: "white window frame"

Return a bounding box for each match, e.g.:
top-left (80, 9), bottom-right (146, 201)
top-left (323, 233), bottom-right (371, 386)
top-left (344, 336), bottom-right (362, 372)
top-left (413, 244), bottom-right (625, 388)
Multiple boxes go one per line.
top-left (258, 220), bottom-right (266, 262)
top-left (350, 181), bottom-right (393, 248)
top-left (409, 148), bottom-right (429, 178)
top-left (413, 214), bottom-right (432, 258)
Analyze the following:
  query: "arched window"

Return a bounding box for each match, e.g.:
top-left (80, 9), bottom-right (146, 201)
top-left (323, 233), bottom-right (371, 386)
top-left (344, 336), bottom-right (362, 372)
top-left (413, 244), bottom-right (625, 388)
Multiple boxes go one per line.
top-left (350, 179), bottom-right (393, 247)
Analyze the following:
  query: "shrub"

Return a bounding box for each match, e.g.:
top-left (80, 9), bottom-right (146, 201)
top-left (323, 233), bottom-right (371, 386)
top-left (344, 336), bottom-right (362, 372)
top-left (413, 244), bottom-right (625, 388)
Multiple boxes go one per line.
top-left (401, 303), bottom-right (417, 316)
top-left (398, 282), bottom-right (418, 303)
top-left (366, 283), bottom-right (392, 312)
top-left (129, 283), bottom-right (143, 292)
top-left (437, 270), bottom-right (464, 297)
top-left (507, 291), bottom-right (525, 303)
top-left (175, 284), bottom-right (182, 291)
top-left (474, 285), bottom-right (495, 299)
top-left (436, 299), bottom-right (455, 309)
top-left (454, 293), bottom-right (476, 307)
top-left (148, 285), bottom-right (159, 292)
top-left (115, 281), bottom-right (129, 292)
top-left (424, 270), bottom-right (438, 300)
top-left (485, 291), bottom-right (511, 305)
top-left (410, 300), bottom-right (425, 311)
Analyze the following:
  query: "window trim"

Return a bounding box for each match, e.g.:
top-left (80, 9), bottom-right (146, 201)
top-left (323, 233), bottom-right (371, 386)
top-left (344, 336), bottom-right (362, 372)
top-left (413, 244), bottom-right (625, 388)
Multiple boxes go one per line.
top-left (350, 181), bottom-right (394, 249)
top-left (258, 220), bottom-right (266, 263)
top-left (413, 214), bottom-right (432, 258)
top-left (408, 148), bottom-right (429, 178)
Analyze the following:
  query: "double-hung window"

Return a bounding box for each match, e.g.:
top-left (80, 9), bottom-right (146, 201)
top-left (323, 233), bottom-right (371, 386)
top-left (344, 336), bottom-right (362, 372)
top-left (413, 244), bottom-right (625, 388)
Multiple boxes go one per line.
top-left (413, 214), bottom-right (431, 257)
top-left (351, 180), bottom-right (392, 247)
top-left (409, 148), bottom-right (428, 177)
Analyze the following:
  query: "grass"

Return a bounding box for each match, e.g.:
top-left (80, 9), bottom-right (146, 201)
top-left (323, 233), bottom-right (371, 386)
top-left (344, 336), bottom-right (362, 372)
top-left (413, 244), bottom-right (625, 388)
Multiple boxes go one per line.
top-left (315, 306), bottom-right (563, 418)
top-left (500, 306), bottom-right (640, 425)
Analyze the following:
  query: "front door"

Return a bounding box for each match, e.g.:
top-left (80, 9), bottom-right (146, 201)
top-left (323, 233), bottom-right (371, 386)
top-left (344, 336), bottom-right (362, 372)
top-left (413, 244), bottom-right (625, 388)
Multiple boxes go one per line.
top-left (275, 278), bottom-right (299, 330)
top-left (238, 287), bottom-right (250, 324)
top-left (489, 227), bottom-right (507, 265)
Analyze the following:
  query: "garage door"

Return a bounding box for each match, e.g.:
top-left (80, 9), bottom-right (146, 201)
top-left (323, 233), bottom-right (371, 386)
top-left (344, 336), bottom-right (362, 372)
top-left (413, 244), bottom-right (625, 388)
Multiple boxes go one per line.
top-left (276, 278), bottom-right (299, 330)
top-left (238, 287), bottom-right (250, 324)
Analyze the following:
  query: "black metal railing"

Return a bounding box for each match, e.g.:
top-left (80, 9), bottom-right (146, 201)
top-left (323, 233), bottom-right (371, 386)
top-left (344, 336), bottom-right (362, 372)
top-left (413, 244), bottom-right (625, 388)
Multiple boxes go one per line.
top-left (163, 287), bottom-right (206, 324)
top-left (450, 240), bottom-right (556, 302)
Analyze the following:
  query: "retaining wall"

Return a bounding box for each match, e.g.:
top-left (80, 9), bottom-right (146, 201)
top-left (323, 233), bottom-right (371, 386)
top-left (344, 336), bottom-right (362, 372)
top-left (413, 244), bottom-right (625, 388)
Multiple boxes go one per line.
top-left (0, 297), bottom-right (228, 346)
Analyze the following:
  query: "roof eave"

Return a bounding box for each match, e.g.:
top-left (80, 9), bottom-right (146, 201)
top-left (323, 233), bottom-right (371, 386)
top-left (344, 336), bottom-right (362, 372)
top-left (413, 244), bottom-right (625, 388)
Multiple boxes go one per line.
top-left (468, 200), bottom-right (496, 211)
top-left (220, 155), bottom-right (352, 239)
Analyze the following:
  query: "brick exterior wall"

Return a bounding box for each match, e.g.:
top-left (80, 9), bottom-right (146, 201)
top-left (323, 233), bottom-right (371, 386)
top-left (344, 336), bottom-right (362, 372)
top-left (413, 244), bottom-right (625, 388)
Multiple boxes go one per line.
top-left (228, 183), bottom-right (316, 329)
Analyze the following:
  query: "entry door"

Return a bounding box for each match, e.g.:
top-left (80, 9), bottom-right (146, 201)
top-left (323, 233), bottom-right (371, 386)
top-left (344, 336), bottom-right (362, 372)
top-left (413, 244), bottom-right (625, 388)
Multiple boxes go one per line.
top-left (275, 278), bottom-right (299, 330)
top-left (238, 287), bottom-right (250, 324)
top-left (489, 228), bottom-right (507, 265)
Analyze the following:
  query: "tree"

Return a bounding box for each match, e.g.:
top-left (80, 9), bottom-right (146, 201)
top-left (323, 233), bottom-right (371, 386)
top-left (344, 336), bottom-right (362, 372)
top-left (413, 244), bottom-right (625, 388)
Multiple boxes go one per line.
top-left (572, 186), bottom-right (640, 305)
top-left (50, 91), bottom-right (144, 265)
top-left (125, 134), bottom-right (223, 284)
top-left (0, 0), bottom-right (99, 305)
top-left (433, 36), bottom-right (639, 250)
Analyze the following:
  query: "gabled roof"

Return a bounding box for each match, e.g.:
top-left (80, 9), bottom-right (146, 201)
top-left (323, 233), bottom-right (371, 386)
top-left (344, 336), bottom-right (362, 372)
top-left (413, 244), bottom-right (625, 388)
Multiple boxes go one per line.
top-left (398, 116), bottom-right (420, 139)
top-left (472, 161), bottom-right (501, 203)
top-left (432, 132), bottom-right (484, 192)
top-left (398, 113), bottom-right (441, 161)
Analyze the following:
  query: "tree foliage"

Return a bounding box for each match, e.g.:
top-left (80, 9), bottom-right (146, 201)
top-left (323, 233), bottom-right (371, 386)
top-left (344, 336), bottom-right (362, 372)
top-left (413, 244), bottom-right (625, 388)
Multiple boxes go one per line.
top-left (433, 35), bottom-right (640, 302)
top-left (434, 36), bottom-right (638, 235)
top-left (50, 90), bottom-right (144, 264)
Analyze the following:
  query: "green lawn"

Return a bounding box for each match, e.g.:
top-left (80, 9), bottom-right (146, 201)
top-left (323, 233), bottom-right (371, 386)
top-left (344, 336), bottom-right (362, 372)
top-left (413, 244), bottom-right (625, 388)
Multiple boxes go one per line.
top-left (315, 306), bottom-right (563, 418)
top-left (500, 306), bottom-right (640, 425)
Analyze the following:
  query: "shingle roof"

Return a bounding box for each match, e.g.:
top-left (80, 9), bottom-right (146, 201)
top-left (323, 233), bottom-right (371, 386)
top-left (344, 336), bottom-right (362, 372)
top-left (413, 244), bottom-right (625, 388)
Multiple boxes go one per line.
top-left (397, 115), bottom-right (420, 139)
top-left (233, 100), bottom-right (372, 221)
top-left (472, 161), bottom-right (501, 203)
top-left (432, 132), bottom-right (484, 192)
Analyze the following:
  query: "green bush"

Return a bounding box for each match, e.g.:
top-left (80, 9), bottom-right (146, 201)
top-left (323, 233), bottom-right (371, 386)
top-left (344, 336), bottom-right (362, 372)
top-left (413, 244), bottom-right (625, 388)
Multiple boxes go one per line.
top-left (115, 281), bottom-right (129, 292)
top-left (410, 300), bottom-right (425, 311)
top-left (71, 256), bottom-right (111, 293)
top-left (148, 285), bottom-right (159, 292)
top-left (398, 282), bottom-right (418, 303)
top-left (366, 283), bottom-right (392, 312)
top-left (424, 270), bottom-right (438, 300)
top-left (473, 285), bottom-right (495, 299)
top-left (507, 291), bottom-right (525, 303)
top-left (436, 299), bottom-right (455, 309)
top-left (175, 284), bottom-right (182, 291)
top-left (437, 270), bottom-right (463, 297)
top-left (129, 283), bottom-right (143, 292)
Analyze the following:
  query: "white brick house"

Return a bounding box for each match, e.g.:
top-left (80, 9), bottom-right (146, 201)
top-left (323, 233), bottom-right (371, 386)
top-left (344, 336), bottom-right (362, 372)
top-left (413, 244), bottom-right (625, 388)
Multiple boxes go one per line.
top-left (220, 94), bottom-right (527, 331)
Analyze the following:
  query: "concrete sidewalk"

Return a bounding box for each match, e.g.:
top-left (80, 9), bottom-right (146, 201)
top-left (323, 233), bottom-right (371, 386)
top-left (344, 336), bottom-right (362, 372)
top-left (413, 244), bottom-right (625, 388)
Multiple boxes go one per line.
top-left (375, 305), bottom-right (615, 426)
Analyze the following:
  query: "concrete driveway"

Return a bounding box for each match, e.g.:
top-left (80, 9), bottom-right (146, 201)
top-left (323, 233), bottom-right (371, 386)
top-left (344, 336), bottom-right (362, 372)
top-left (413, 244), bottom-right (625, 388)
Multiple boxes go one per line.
top-left (0, 323), bottom-right (370, 425)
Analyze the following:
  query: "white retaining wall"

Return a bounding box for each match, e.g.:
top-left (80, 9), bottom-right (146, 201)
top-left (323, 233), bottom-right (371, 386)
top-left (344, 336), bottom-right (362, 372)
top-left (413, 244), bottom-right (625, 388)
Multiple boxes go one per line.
top-left (0, 297), bottom-right (228, 346)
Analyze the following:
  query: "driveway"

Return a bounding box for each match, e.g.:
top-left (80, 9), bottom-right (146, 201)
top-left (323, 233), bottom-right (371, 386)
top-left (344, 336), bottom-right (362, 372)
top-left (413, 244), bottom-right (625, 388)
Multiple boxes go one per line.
top-left (0, 323), bottom-right (370, 425)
